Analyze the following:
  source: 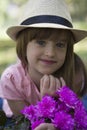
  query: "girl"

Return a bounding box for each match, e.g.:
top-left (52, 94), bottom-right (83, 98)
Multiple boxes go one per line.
top-left (1, 28), bottom-right (73, 115)
top-left (0, 0), bottom-right (87, 129)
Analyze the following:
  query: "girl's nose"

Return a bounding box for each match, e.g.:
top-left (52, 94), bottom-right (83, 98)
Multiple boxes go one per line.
top-left (45, 43), bottom-right (55, 57)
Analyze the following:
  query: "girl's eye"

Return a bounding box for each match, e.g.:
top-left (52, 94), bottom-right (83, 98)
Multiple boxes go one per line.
top-left (56, 42), bottom-right (66, 48)
top-left (36, 40), bottom-right (46, 46)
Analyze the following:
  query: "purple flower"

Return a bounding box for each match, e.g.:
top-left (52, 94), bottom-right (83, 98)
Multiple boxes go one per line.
top-left (74, 101), bottom-right (87, 129)
top-left (57, 86), bottom-right (79, 108)
top-left (56, 100), bottom-right (71, 113)
top-left (21, 105), bottom-right (37, 122)
top-left (53, 111), bottom-right (74, 130)
top-left (36, 96), bottom-right (56, 118)
top-left (21, 86), bottom-right (87, 130)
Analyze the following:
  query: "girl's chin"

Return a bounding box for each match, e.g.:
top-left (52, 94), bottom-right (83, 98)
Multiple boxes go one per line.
top-left (39, 70), bottom-right (56, 75)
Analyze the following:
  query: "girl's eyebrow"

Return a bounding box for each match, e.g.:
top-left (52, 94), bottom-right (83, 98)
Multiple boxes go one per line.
top-left (56, 39), bottom-right (68, 42)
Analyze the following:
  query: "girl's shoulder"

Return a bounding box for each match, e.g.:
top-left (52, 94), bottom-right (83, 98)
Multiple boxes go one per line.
top-left (1, 61), bottom-right (25, 81)
top-left (0, 61), bottom-right (28, 99)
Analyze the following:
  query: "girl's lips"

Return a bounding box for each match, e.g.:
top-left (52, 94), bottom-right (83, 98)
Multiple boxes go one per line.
top-left (40, 59), bottom-right (57, 65)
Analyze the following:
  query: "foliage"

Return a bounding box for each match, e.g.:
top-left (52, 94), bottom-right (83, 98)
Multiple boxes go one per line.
top-left (0, 0), bottom-right (27, 26)
top-left (0, 40), bottom-right (16, 76)
top-left (69, 0), bottom-right (87, 20)
top-left (0, 0), bottom-right (9, 25)
top-left (4, 115), bottom-right (30, 130)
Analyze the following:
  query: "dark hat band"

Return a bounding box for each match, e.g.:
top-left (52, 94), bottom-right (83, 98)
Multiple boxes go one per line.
top-left (21, 15), bottom-right (73, 28)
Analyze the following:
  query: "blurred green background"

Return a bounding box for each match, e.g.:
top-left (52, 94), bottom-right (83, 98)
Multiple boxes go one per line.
top-left (0, 0), bottom-right (87, 76)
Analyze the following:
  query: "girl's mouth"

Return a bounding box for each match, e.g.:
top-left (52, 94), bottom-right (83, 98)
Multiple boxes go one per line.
top-left (40, 59), bottom-right (57, 65)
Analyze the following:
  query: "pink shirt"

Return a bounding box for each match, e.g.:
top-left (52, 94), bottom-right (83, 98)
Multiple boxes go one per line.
top-left (0, 61), bottom-right (41, 105)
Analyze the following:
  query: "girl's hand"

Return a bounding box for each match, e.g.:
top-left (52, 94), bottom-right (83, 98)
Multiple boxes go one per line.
top-left (40, 75), bottom-right (66, 98)
top-left (34, 123), bottom-right (56, 130)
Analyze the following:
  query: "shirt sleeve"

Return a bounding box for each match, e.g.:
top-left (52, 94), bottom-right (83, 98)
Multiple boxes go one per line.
top-left (3, 99), bottom-right (13, 117)
top-left (0, 65), bottom-right (24, 100)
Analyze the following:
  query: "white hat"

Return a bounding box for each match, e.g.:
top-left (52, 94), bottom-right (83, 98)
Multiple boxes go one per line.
top-left (6, 0), bottom-right (87, 43)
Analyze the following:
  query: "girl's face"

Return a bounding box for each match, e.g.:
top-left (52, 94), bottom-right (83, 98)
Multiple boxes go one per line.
top-left (26, 29), bottom-right (69, 76)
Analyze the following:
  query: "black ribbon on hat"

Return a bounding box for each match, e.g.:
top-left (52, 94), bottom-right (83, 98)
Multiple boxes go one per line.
top-left (21, 15), bottom-right (73, 28)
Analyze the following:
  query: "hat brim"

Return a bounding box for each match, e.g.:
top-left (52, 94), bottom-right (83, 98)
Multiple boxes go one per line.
top-left (6, 23), bottom-right (87, 44)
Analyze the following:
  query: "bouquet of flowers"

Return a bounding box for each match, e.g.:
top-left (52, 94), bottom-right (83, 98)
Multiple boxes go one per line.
top-left (21, 86), bottom-right (87, 130)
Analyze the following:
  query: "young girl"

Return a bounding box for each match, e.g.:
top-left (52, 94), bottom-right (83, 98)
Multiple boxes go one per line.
top-left (0, 0), bottom-right (87, 129)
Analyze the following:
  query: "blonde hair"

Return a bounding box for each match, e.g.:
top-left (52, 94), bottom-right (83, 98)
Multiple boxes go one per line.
top-left (16, 28), bottom-right (74, 89)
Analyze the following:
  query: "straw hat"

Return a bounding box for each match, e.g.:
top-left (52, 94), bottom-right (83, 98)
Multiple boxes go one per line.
top-left (7, 0), bottom-right (87, 43)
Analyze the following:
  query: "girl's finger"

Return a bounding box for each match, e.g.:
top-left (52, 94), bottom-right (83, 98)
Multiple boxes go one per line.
top-left (49, 75), bottom-right (56, 91)
top-left (40, 75), bottom-right (49, 89)
top-left (40, 75), bottom-right (50, 98)
top-left (40, 75), bottom-right (44, 89)
top-left (43, 75), bottom-right (50, 89)
top-left (60, 77), bottom-right (66, 87)
top-left (55, 78), bottom-right (61, 90)
top-left (34, 123), bottom-right (56, 130)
